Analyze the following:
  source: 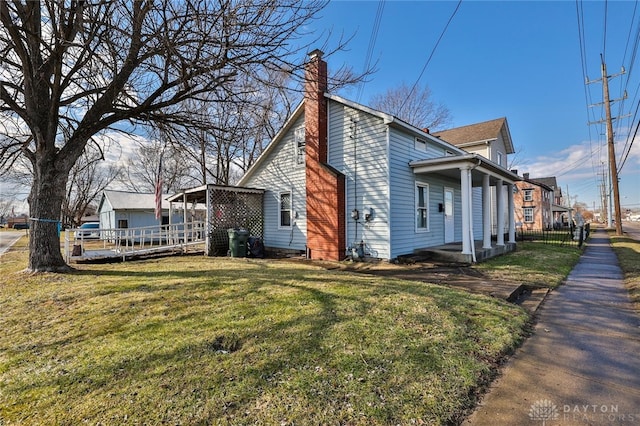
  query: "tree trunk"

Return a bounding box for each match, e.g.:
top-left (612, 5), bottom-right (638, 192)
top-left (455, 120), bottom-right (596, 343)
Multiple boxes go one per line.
top-left (27, 161), bottom-right (71, 272)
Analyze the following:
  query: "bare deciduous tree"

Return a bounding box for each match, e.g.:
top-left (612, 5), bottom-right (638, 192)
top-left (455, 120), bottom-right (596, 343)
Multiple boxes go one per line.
top-left (0, 0), bottom-right (334, 271)
top-left (61, 142), bottom-right (121, 227)
top-left (118, 137), bottom-right (199, 193)
top-left (369, 82), bottom-right (452, 131)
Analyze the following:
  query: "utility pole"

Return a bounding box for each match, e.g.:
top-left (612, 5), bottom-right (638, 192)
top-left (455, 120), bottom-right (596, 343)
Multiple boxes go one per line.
top-left (587, 56), bottom-right (625, 235)
top-left (601, 58), bottom-right (623, 235)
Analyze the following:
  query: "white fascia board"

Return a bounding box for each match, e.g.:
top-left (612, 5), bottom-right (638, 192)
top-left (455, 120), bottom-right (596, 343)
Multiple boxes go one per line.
top-left (410, 153), bottom-right (520, 183)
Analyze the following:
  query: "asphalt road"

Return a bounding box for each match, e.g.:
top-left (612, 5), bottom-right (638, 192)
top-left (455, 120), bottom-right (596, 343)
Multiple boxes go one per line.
top-left (622, 220), bottom-right (640, 241)
top-left (0, 230), bottom-right (26, 256)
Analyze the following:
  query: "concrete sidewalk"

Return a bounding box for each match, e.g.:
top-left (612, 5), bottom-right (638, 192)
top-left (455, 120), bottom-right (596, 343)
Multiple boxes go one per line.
top-left (464, 228), bottom-right (640, 425)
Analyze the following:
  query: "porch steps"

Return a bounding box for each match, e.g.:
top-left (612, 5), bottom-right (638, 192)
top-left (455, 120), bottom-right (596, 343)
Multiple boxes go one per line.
top-left (413, 242), bottom-right (517, 263)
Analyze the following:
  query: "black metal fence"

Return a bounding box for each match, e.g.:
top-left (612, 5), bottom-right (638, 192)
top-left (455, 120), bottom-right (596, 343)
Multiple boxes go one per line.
top-left (515, 224), bottom-right (590, 248)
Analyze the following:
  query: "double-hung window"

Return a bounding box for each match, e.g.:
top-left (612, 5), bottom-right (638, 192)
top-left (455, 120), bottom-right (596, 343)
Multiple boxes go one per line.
top-left (279, 192), bottom-right (292, 228)
top-left (524, 189), bottom-right (533, 202)
top-left (523, 207), bottom-right (534, 223)
top-left (416, 183), bottom-right (429, 231)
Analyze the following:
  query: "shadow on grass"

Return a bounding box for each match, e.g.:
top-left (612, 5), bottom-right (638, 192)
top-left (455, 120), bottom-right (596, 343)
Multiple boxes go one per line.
top-left (2, 255), bottom-right (529, 424)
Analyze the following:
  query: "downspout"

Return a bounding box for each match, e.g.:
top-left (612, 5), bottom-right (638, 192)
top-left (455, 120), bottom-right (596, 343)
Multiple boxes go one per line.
top-left (351, 117), bottom-right (358, 242)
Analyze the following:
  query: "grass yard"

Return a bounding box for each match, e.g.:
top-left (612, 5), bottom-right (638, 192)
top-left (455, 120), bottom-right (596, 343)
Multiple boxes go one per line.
top-left (609, 230), bottom-right (640, 310)
top-left (474, 241), bottom-right (583, 288)
top-left (0, 237), bottom-right (531, 425)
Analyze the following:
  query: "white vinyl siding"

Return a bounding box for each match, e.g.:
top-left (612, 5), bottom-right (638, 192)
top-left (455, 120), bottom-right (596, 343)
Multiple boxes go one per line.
top-left (388, 127), bottom-right (462, 258)
top-left (328, 102), bottom-right (390, 259)
top-left (472, 187), bottom-right (484, 240)
top-left (240, 115), bottom-right (307, 250)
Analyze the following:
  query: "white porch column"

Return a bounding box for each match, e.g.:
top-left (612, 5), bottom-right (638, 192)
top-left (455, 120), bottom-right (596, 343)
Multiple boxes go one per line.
top-left (482, 174), bottom-right (492, 249)
top-left (507, 183), bottom-right (516, 243)
top-left (496, 179), bottom-right (505, 246)
top-left (460, 167), bottom-right (472, 255)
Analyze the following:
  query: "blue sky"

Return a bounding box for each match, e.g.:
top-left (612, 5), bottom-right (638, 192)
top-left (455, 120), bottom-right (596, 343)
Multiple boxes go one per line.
top-left (311, 0), bottom-right (640, 211)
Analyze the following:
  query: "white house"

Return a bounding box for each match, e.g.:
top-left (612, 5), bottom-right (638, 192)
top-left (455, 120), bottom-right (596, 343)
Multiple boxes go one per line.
top-left (433, 118), bottom-right (515, 235)
top-left (237, 50), bottom-right (520, 262)
top-left (98, 190), bottom-right (180, 230)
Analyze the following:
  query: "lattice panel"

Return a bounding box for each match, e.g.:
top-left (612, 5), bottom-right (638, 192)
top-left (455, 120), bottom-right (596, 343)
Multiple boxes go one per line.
top-left (207, 188), bottom-right (263, 255)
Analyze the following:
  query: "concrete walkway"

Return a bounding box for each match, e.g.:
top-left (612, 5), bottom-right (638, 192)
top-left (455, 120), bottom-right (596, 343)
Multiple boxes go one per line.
top-left (464, 228), bottom-right (640, 425)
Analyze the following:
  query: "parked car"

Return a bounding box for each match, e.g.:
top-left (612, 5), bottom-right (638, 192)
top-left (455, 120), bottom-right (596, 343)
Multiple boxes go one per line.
top-left (13, 223), bottom-right (29, 230)
top-left (75, 222), bottom-right (100, 239)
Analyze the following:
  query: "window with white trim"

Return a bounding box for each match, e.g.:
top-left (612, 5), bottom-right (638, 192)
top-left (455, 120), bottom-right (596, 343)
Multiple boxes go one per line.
top-left (496, 151), bottom-right (504, 167)
top-left (415, 137), bottom-right (427, 151)
top-left (524, 189), bottom-right (533, 202)
top-left (523, 207), bottom-right (534, 223)
top-left (415, 183), bottom-right (429, 231)
top-left (279, 192), bottom-right (292, 228)
top-left (294, 127), bottom-right (305, 165)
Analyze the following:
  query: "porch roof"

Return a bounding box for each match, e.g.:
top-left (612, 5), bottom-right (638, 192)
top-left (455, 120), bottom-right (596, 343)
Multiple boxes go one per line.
top-left (552, 203), bottom-right (572, 213)
top-left (409, 153), bottom-right (521, 186)
top-left (167, 184), bottom-right (265, 204)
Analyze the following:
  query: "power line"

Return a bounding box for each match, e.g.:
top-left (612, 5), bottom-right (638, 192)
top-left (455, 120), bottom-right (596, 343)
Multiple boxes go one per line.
top-left (399, 0), bottom-right (462, 116)
top-left (602, 0), bottom-right (608, 61)
top-left (356, 1), bottom-right (385, 103)
top-left (576, 0), bottom-right (602, 176)
top-left (615, 1), bottom-right (639, 151)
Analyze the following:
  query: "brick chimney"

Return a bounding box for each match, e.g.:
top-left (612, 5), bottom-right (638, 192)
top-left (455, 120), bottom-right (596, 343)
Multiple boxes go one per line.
top-left (304, 49), bottom-right (346, 261)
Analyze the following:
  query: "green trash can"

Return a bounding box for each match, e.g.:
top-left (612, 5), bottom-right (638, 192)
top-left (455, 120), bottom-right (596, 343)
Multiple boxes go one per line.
top-left (228, 228), bottom-right (250, 257)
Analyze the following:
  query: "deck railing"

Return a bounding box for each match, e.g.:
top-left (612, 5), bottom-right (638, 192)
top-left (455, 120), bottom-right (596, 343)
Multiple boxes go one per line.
top-left (64, 221), bottom-right (206, 262)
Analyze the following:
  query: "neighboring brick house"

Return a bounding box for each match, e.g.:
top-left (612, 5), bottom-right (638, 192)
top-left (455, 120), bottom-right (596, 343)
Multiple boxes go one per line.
top-left (514, 173), bottom-right (555, 230)
top-left (237, 50), bottom-right (520, 262)
top-left (528, 176), bottom-right (570, 227)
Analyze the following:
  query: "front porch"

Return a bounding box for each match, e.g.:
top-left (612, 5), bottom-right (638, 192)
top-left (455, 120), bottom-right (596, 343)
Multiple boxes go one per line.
top-left (414, 240), bottom-right (517, 264)
top-left (410, 153), bottom-right (521, 262)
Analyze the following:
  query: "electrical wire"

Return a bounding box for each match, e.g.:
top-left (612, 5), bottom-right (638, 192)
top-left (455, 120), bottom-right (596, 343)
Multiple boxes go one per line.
top-left (398, 0), bottom-right (462, 116)
top-left (614, 1), bottom-right (639, 156)
top-left (356, 0), bottom-right (385, 103)
top-left (602, 0), bottom-right (608, 61)
top-left (576, 0), bottom-right (604, 179)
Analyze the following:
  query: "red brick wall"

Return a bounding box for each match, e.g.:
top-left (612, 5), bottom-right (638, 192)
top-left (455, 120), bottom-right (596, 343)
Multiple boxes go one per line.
top-left (514, 181), bottom-right (552, 230)
top-left (304, 50), bottom-right (346, 261)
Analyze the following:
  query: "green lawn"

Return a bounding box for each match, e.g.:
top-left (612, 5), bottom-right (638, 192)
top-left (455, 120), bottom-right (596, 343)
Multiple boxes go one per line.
top-left (609, 230), bottom-right (640, 309)
top-left (475, 241), bottom-right (583, 288)
top-left (0, 238), bottom-right (534, 425)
